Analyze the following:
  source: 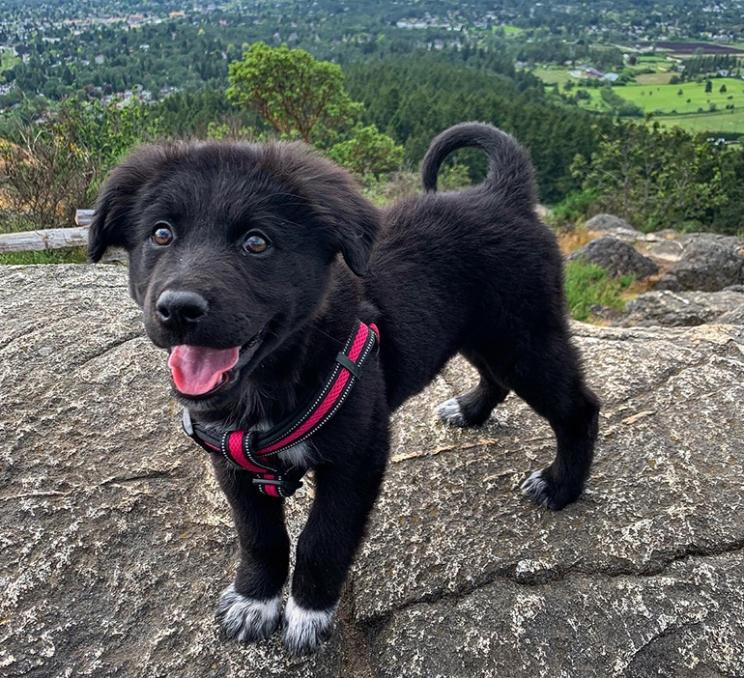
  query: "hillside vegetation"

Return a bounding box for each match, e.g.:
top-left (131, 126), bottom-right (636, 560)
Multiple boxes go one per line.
top-left (0, 1), bottom-right (743, 244)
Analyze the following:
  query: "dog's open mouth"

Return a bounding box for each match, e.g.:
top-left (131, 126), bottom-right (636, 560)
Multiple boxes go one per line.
top-left (167, 333), bottom-right (263, 398)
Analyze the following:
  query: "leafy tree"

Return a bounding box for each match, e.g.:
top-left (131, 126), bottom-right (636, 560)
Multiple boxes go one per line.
top-left (327, 124), bottom-right (403, 177)
top-left (226, 43), bottom-right (401, 178)
top-left (573, 124), bottom-right (732, 232)
top-left (227, 42), bottom-right (361, 144)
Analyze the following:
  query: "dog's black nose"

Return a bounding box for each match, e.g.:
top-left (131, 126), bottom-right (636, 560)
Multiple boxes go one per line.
top-left (156, 290), bottom-right (208, 325)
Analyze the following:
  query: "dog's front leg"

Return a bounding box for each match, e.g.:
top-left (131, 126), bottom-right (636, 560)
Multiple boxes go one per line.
top-left (283, 458), bottom-right (385, 655)
top-left (212, 459), bottom-right (290, 643)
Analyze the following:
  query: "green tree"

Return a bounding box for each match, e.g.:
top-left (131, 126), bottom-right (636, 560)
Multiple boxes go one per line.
top-left (574, 125), bottom-right (728, 231)
top-left (327, 124), bottom-right (403, 177)
top-left (227, 42), bottom-right (361, 144)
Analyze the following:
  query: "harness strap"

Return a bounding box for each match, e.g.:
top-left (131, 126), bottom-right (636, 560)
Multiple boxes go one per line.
top-left (181, 320), bottom-right (380, 499)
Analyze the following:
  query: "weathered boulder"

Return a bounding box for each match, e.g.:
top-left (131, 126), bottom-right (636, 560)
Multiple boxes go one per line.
top-left (568, 236), bottom-right (659, 279)
top-left (586, 214), bottom-right (634, 231)
top-left (2, 265), bottom-right (744, 677)
top-left (718, 305), bottom-right (744, 325)
top-left (639, 233), bottom-right (686, 264)
top-left (620, 289), bottom-right (744, 327)
top-left (584, 213), bottom-right (643, 244)
top-left (655, 233), bottom-right (744, 292)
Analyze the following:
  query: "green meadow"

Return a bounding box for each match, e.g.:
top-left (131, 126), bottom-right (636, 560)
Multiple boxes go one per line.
top-left (613, 78), bottom-right (744, 113)
top-left (500, 24), bottom-right (525, 36)
top-left (532, 66), bottom-right (574, 86)
top-left (572, 78), bottom-right (744, 134)
top-left (660, 108), bottom-right (744, 134)
top-left (0, 47), bottom-right (19, 72)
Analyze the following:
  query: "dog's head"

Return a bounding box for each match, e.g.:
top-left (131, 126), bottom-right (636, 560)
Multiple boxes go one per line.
top-left (89, 141), bottom-right (378, 407)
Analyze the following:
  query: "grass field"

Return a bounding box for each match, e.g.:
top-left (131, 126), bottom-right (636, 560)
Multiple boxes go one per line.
top-left (659, 108), bottom-right (744, 134)
top-left (500, 24), bottom-right (524, 36)
top-left (532, 66), bottom-right (573, 86)
top-left (616, 78), bottom-right (744, 114)
top-left (635, 71), bottom-right (674, 85)
top-left (567, 77), bottom-right (744, 134)
top-left (532, 46), bottom-right (744, 132)
top-left (0, 47), bottom-right (19, 72)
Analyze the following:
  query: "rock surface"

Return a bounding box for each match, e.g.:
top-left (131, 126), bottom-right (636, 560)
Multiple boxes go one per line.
top-left (2, 265), bottom-right (744, 677)
top-left (655, 233), bottom-right (744, 292)
top-left (585, 213), bottom-right (636, 232)
top-left (568, 236), bottom-right (659, 279)
top-left (620, 289), bottom-right (744, 327)
top-left (585, 213), bottom-right (643, 243)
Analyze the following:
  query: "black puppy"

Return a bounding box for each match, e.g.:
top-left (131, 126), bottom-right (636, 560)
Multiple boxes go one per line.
top-left (89, 122), bottom-right (599, 655)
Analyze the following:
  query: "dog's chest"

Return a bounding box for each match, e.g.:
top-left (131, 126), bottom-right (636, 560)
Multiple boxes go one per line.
top-left (205, 419), bottom-right (313, 469)
top-left (278, 441), bottom-right (312, 468)
top-left (253, 420), bottom-right (313, 468)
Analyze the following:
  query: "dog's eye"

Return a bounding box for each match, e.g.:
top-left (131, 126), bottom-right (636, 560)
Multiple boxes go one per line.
top-left (151, 222), bottom-right (174, 246)
top-left (243, 232), bottom-right (270, 255)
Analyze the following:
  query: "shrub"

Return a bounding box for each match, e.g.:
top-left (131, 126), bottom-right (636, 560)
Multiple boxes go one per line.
top-left (0, 97), bottom-right (158, 229)
top-left (327, 124), bottom-right (403, 178)
top-left (550, 188), bottom-right (600, 226)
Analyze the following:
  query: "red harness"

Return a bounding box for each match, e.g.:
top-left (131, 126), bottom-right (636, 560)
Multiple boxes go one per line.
top-left (181, 321), bottom-right (380, 498)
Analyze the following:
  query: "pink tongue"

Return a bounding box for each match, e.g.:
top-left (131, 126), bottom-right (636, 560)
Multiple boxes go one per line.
top-left (167, 345), bottom-right (240, 396)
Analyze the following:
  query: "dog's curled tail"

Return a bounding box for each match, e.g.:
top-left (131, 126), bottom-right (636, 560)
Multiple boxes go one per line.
top-left (421, 122), bottom-right (536, 210)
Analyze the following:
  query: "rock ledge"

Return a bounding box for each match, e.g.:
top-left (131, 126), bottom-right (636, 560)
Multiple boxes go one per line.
top-left (2, 266), bottom-right (743, 677)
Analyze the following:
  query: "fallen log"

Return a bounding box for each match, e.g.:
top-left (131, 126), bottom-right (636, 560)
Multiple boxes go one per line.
top-left (0, 226), bottom-right (89, 253)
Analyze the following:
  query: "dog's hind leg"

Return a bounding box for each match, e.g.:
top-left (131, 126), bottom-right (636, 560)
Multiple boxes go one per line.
top-left (506, 333), bottom-right (600, 511)
top-left (437, 351), bottom-right (510, 427)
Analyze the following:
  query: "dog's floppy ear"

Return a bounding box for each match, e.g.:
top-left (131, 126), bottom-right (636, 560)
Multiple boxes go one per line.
top-left (276, 144), bottom-right (380, 276)
top-left (88, 145), bottom-right (171, 262)
top-left (320, 186), bottom-right (379, 276)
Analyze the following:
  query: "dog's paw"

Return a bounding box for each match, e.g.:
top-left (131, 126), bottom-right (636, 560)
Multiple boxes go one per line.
top-left (216, 584), bottom-right (282, 643)
top-left (521, 469), bottom-right (579, 511)
top-left (282, 596), bottom-right (335, 656)
top-left (436, 397), bottom-right (466, 427)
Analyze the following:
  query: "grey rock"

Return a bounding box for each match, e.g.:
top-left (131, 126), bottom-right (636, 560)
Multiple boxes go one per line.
top-left (585, 213), bottom-right (638, 233)
top-left (3, 266), bottom-right (744, 677)
top-left (656, 233), bottom-right (744, 292)
top-left (584, 214), bottom-right (643, 243)
top-left (371, 554), bottom-right (744, 678)
top-left (646, 228), bottom-right (682, 240)
top-left (718, 305), bottom-right (744, 325)
top-left (620, 289), bottom-right (744, 327)
top-left (568, 236), bottom-right (659, 279)
top-left (640, 236), bottom-right (686, 263)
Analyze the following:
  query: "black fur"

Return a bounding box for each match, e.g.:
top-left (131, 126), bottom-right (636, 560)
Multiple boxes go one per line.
top-left (90, 122), bottom-right (599, 655)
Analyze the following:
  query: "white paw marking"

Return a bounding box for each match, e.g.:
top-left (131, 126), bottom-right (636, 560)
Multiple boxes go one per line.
top-left (282, 596), bottom-right (336, 655)
top-left (521, 470), bottom-right (551, 507)
top-left (436, 398), bottom-right (465, 426)
top-left (216, 584), bottom-right (282, 642)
